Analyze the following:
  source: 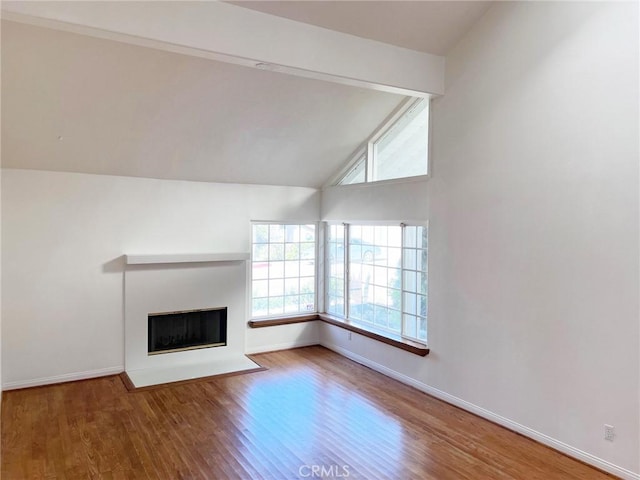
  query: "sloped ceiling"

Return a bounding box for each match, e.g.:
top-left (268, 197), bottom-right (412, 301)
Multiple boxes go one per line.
top-left (1, 20), bottom-right (405, 188)
top-left (229, 1), bottom-right (493, 55)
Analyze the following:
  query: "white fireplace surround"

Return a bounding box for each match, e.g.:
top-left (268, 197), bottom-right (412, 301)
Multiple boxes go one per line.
top-left (124, 252), bottom-right (260, 388)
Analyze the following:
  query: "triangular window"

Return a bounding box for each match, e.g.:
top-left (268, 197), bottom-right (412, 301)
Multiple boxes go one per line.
top-left (335, 97), bottom-right (429, 185)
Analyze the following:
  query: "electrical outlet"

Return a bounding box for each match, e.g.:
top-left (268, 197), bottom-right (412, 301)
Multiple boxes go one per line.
top-left (604, 424), bottom-right (615, 441)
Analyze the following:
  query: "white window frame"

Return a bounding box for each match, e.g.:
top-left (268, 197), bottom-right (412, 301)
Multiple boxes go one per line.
top-left (324, 223), bottom-right (348, 318)
top-left (330, 96), bottom-right (431, 187)
top-left (324, 221), bottom-right (428, 345)
top-left (250, 221), bottom-right (319, 320)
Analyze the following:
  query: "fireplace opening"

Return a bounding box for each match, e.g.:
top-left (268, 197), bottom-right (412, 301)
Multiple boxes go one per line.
top-left (148, 307), bottom-right (227, 355)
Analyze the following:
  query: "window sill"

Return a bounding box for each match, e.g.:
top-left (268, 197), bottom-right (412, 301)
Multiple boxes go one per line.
top-left (247, 314), bottom-right (319, 328)
top-left (318, 314), bottom-right (429, 356)
top-left (247, 313), bottom-right (429, 357)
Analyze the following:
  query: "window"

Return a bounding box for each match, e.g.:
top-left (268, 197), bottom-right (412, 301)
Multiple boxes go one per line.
top-left (326, 223), bottom-right (428, 344)
top-left (371, 99), bottom-right (429, 182)
top-left (401, 226), bottom-right (428, 341)
top-left (338, 153), bottom-right (366, 186)
top-left (326, 224), bottom-right (346, 317)
top-left (337, 97), bottom-right (429, 185)
top-left (251, 223), bottom-right (316, 318)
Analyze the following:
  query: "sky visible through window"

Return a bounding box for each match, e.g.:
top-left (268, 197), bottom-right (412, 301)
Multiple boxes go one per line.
top-left (338, 98), bottom-right (428, 185)
top-left (372, 99), bottom-right (428, 182)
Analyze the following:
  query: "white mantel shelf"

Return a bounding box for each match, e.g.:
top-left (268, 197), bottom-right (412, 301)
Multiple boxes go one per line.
top-left (125, 252), bottom-right (249, 265)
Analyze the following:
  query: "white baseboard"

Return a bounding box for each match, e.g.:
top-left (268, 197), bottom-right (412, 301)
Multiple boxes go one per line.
top-left (246, 340), bottom-right (319, 355)
top-left (322, 342), bottom-right (639, 480)
top-left (2, 366), bottom-right (124, 391)
top-left (3, 345), bottom-right (638, 480)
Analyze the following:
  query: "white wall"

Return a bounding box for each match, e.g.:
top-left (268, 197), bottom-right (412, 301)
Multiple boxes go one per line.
top-left (246, 322), bottom-right (320, 354)
top-left (0, 164), bottom-right (2, 405)
top-left (321, 2), bottom-right (639, 477)
top-left (322, 179), bottom-right (428, 222)
top-left (1, 169), bottom-right (320, 388)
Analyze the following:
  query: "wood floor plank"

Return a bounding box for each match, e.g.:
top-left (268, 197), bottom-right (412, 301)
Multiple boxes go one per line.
top-left (2, 346), bottom-right (617, 479)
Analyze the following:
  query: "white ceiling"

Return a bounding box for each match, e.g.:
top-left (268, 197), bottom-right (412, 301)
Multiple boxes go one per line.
top-left (229, 1), bottom-right (493, 55)
top-left (1, 20), bottom-right (404, 188)
top-left (2, 2), bottom-right (493, 188)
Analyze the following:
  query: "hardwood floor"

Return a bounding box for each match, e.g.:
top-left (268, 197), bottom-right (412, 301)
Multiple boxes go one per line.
top-left (2, 346), bottom-right (614, 479)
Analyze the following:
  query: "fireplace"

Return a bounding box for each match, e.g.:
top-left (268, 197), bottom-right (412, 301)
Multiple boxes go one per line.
top-left (148, 307), bottom-right (227, 355)
top-left (125, 253), bottom-right (258, 388)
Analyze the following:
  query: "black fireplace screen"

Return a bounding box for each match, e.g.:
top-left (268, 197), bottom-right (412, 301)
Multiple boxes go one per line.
top-left (148, 307), bottom-right (227, 355)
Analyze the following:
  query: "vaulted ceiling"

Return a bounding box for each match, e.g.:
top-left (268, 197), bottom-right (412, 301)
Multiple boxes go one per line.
top-left (229, 1), bottom-right (493, 55)
top-left (1, 2), bottom-right (493, 188)
top-left (1, 20), bottom-right (404, 188)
